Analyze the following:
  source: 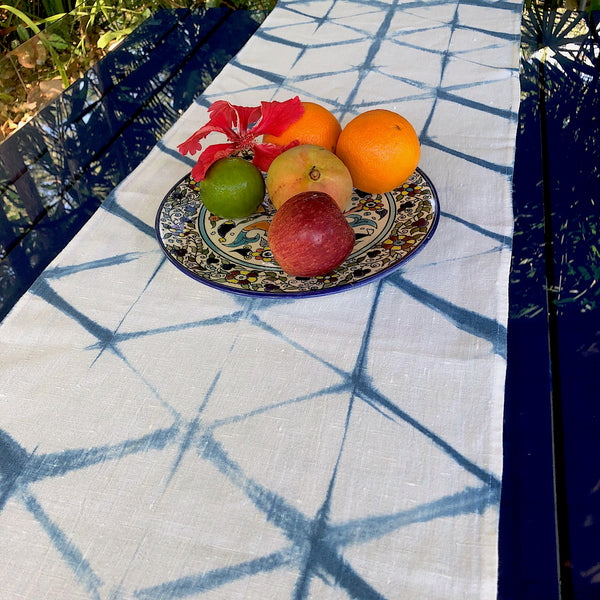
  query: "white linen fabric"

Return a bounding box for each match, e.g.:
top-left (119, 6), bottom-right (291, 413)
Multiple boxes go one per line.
top-left (0, 1), bottom-right (522, 598)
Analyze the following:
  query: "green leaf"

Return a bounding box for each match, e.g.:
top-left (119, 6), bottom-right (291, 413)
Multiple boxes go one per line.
top-left (0, 4), bottom-right (70, 88)
top-left (97, 27), bottom-right (133, 49)
top-left (16, 24), bottom-right (30, 42)
top-left (46, 33), bottom-right (69, 51)
top-left (41, 0), bottom-right (66, 14)
top-left (43, 13), bottom-right (67, 25)
top-left (577, 265), bottom-right (592, 280)
top-left (96, 30), bottom-right (118, 49)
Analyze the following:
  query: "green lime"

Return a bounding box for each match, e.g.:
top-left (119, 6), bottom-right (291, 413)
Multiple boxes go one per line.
top-left (199, 157), bottom-right (265, 219)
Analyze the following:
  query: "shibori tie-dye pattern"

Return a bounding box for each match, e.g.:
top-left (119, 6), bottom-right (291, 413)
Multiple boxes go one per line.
top-left (0, 0), bottom-right (521, 598)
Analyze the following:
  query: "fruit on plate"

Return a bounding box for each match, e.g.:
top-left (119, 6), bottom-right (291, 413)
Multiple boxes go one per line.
top-left (198, 156), bottom-right (265, 218)
top-left (266, 144), bottom-right (353, 212)
top-left (262, 101), bottom-right (342, 153)
top-left (268, 191), bottom-right (355, 277)
top-left (336, 109), bottom-right (420, 195)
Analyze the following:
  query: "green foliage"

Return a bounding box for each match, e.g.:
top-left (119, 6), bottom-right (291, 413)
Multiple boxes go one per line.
top-left (523, 0), bottom-right (595, 10)
top-left (0, 0), bottom-right (276, 140)
top-left (97, 25), bottom-right (135, 48)
top-left (1, 4), bottom-right (69, 85)
top-left (1, 1), bottom-right (277, 54)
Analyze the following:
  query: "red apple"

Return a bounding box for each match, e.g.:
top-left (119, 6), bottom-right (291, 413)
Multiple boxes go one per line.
top-left (268, 191), bottom-right (355, 277)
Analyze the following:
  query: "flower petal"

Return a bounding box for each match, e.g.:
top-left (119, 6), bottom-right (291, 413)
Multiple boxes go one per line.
top-left (232, 105), bottom-right (262, 136)
top-left (178, 99), bottom-right (261, 157)
top-left (207, 101), bottom-right (261, 138)
top-left (251, 97), bottom-right (304, 138)
top-left (252, 141), bottom-right (299, 173)
top-left (191, 143), bottom-right (235, 180)
top-left (177, 120), bottom-right (231, 156)
top-left (177, 131), bottom-right (204, 157)
top-left (205, 100), bottom-right (239, 138)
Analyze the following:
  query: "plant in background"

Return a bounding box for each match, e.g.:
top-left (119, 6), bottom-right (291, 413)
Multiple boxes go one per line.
top-left (1, 4), bottom-right (69, 85)
top-left (0, 0), bottom-right (277, 140)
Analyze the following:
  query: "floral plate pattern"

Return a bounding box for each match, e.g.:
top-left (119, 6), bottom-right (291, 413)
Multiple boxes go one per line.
top-left (155, 168), bottom-right (440, 297)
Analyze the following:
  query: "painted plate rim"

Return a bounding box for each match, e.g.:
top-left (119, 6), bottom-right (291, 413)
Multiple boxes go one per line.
top-left (155, 167), bottom-right (440, 298)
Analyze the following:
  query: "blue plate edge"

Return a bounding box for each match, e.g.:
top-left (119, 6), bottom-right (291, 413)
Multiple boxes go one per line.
top-left (154, 167), bottom-right (441, 299)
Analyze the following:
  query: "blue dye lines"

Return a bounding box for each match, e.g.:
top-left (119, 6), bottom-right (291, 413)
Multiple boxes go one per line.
top-left (0, 0), bottom-right (515, 596)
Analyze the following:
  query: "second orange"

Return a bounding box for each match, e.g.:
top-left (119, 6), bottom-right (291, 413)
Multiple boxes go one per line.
top-left (263, 101), bottom-right (342, 153)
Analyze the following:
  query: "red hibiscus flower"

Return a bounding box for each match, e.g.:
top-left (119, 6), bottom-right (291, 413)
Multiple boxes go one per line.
top-left (177, 97), bottom-right (304, 181)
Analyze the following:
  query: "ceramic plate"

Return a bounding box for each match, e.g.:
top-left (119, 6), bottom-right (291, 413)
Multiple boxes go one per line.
top-left (155, 168), bottom-right (439, 297)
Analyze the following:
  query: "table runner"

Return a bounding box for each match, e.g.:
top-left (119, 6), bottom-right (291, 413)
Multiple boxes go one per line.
top-left (0, 1), bottom-right (522, 598)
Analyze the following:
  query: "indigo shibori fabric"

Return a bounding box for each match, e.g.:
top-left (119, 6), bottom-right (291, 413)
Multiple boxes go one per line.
top-left (0, 0), bottom-right (521, 598)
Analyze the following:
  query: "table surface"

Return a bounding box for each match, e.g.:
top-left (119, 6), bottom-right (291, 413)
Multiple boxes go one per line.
top-left (0, 6), bottom-right (269, 322)
top-left (502, 8), bottom-right (600, 599)
top-left (0, 3), bottom-right (599, 598)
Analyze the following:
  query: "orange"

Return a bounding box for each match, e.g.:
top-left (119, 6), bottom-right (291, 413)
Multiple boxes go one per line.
top-left (335, 109), bottom-right (420, 195)
top-left (263, 101), bottom-right (341, 153)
